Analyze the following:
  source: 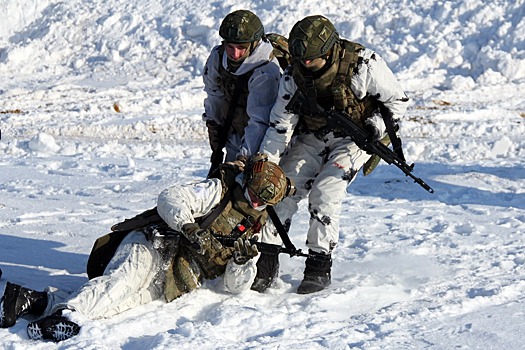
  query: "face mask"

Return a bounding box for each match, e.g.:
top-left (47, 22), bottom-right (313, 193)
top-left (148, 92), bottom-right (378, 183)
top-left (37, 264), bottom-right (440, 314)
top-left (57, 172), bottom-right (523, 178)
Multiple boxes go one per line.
top-left (244, 187), bottom-right (267, 211)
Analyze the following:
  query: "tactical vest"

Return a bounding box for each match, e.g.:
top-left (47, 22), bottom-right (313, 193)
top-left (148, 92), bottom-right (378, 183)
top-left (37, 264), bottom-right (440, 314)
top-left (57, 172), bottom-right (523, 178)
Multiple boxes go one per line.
top-left (292, 40), bottom-right (379, 133)
top-left (164, 164), bottom-right (268, 301)
top-left (217, 46), bottom-right (253, 137)
top-left (201, 164), bottom-right (267, 242)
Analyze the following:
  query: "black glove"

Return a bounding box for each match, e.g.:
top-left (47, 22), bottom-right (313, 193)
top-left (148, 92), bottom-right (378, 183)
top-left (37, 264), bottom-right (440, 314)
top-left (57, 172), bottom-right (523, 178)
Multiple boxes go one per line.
top-left (205, 119), bottom-right (224, 153)
top-left (232, 238), bottom-right (259, 265)
top-left (183, 223), bottom-right (222, 255)
top-left (364, 118), bottom-right (382, 142)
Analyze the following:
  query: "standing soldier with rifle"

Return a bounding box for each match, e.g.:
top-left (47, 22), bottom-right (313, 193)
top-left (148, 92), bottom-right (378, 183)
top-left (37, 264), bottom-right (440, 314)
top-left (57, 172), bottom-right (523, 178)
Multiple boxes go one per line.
top-left (254, 15), bottom-right (414, 294)
top-left (203, 10), bottom-right (281, 176)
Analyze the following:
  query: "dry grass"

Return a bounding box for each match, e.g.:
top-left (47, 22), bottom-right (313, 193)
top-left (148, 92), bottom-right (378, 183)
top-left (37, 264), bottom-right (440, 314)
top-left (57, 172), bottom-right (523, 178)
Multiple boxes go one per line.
top-left (0, 109), bottom-right (23, 114)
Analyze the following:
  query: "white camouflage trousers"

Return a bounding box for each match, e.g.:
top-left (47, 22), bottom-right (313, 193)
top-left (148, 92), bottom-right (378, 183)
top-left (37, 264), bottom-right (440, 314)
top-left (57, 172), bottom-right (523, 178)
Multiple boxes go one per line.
top-left (48, 230), bottom-right (165, 319)
top-left (261, 133), bottom-right (372, 254)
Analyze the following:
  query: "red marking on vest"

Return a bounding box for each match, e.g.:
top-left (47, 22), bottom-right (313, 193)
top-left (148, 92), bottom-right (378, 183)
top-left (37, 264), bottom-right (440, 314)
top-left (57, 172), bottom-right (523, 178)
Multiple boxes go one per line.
top-left (333, 162), bottom-right (345, 169)
top-left (252, 221), bottom-right (262, 233)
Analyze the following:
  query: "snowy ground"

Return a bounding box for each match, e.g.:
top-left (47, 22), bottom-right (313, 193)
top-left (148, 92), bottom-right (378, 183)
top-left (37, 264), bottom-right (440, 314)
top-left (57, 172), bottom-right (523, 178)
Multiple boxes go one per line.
top-left (1, 0), bottom-right (525, 349)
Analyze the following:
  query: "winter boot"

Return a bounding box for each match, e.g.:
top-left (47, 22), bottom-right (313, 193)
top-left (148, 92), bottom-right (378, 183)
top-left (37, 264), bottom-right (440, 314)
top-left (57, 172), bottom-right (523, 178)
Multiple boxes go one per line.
top-left (0, 282), bottom-right (48, 328)
top-left (250, 248), bottom-right (280, 293)
top-left (297, 250), bottom-right (332, 294)
top-left (27, 313), bottom-right (80, 342)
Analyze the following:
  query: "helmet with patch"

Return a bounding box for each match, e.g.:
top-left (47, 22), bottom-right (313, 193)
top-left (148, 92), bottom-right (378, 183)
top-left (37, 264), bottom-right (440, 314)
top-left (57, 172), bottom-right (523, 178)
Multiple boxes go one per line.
top-left (288, 15), bottom-right (339, 61)
top-left (244, 153), bottom-right (295, 206)
top-left (219, 10), bottom-right (264, 44)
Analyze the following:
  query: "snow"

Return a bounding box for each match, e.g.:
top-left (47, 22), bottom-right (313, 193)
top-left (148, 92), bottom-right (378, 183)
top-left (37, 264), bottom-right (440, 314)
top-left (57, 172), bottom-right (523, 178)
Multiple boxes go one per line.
top-left (1, 0), bottom-right (525, 348)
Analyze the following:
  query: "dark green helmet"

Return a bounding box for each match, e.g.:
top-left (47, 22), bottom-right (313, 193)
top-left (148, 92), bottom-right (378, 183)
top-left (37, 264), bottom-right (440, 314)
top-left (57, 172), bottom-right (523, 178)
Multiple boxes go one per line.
top-left (289, 15), bottom-right (339, 61)
top-left (219, 10), bottom-right (264, 43)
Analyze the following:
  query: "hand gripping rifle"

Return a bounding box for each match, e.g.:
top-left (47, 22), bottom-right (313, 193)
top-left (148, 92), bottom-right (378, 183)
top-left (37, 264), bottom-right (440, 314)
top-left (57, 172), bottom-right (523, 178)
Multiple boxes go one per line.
top-left (197, 206), bottom-right (309, 259)
top-left (286, 91), bottom-right (434, 193)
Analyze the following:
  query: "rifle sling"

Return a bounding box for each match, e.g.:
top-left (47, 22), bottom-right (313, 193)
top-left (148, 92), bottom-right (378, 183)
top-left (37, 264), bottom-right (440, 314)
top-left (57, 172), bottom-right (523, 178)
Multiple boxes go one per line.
top-left (379, 103), bottom-right (406, 162)
top-left (198, 189), bottom-right (231, 230)
top-left (267, 206), bottom-right (299, 254)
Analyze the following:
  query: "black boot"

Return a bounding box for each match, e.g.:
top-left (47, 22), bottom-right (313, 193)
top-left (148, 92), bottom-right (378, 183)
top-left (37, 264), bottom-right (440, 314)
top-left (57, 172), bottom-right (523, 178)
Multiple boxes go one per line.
top-left (0, 282), bottom-right (48, 328)
top-left (250, 248), bottom-right (280, 293)
top-left (297, 250), bottom-right (332, 294)
top-left (27, 313), bottom-right (80, 342)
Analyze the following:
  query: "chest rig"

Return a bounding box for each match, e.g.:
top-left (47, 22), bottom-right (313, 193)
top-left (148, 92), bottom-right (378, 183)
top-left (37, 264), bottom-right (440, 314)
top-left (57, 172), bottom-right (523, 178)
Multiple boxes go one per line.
top-left (203, 165), bottom-right (267, 239)
top-left (292, 40), bottom-right (379, 133)
top-left (164, 165), bottom-right (269, 301)
top-left (216, 46), bottom-right (253, 137)
top-left (187, 164), bottom-right (268, 278)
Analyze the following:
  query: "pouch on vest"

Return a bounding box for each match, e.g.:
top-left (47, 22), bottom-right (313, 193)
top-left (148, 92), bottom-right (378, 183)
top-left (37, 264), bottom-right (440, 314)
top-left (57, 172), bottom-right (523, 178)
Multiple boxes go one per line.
top-left (266, 33), bottom-right (292, 70)
top-left (362, 135), bottom-right (391, 176)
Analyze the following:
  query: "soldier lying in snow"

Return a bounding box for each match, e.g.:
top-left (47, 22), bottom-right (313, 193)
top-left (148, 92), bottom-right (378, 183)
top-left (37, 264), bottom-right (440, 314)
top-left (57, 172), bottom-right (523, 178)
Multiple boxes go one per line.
top-left (0, 153), bottom-right (294, 342)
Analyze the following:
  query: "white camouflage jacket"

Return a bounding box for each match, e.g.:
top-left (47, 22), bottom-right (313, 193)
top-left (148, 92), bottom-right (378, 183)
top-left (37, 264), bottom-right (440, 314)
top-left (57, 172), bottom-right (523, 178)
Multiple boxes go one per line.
top-left (203, 39), bottom-right (281, 157)
top-left (259, 47), bottom-right (409, 163)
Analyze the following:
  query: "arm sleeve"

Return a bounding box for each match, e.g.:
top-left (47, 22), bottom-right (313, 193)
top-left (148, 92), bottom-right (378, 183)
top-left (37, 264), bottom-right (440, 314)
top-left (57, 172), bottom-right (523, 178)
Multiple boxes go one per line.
top-left (238, 60), bottom-right (281, 158)
top-left (351, 49), bottom-right (409, 121)
top-left (203, 46), bottom-right (229, 125)
top-left (156, 178), bottom-right (223, 231)
top-left (258, 68), bottom-right (299, 163)
top-left (223, 257), bottom-right (257, 294)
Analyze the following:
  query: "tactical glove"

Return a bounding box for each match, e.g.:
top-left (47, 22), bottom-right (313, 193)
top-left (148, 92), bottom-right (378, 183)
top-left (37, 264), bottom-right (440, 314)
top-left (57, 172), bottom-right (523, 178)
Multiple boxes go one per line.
top-left (183, 223), bottom-right (222, 255)
top-left (223, 155), bottom-right (247, 172)
top-left (232, 237), bottom-right (259, 265)
top-left (205, 119), bottom-right (224, 153)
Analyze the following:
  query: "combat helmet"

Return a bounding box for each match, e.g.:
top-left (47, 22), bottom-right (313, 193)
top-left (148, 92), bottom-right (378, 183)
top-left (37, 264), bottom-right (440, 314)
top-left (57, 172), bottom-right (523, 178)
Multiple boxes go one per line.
top-left (288, 15), bottom-right (339, 61)
top-left (219, 10), bottom-right (264, 43)
top-left (244, 153), bottom-right (295, 206)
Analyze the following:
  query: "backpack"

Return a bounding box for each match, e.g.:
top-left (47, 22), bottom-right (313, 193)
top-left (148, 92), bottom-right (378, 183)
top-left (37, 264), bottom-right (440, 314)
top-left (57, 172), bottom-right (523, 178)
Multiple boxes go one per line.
top-left (266, 33), bottom-right (292, 70)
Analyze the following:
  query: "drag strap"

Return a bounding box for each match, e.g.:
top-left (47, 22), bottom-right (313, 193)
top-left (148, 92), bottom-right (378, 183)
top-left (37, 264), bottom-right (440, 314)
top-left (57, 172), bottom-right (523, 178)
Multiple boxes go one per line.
top-left (198, 190), bottom-right (231, 230)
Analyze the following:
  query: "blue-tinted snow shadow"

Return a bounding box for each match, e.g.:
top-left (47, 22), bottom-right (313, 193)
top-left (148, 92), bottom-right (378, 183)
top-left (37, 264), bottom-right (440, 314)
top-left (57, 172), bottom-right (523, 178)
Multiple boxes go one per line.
top-left (0, 234), bottom-right (88, 291)
top-left (350, 162), bottom-right (525, 210)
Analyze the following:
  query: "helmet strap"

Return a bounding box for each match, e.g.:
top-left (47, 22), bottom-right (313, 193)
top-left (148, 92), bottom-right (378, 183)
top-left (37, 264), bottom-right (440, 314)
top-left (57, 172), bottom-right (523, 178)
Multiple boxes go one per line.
top-left (248, 40), bottom-right (260, 55)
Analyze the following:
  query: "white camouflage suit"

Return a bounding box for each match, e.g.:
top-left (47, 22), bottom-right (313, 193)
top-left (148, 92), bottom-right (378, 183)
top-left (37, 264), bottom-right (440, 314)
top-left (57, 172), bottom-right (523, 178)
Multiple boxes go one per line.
top-left (258, 48), bottom-right (409, 254)
top-left (203, 39), bottom-right (281, 159)
top-left (44, 176), bottom-right (257, 320)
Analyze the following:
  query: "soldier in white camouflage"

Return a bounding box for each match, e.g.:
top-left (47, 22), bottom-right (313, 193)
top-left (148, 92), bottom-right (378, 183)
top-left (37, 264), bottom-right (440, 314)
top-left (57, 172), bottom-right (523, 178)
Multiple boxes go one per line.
top-left (203, 10), bottom-right (281, 174)
top-left (0, 154), bottom-right (294, 342)
top-left (254, 15), bottom-right (410, 294)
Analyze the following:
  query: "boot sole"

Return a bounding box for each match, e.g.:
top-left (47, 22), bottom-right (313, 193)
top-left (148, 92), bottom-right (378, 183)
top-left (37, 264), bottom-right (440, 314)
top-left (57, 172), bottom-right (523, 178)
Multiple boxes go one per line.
top-left (27, 316), bottom-right (80, 342)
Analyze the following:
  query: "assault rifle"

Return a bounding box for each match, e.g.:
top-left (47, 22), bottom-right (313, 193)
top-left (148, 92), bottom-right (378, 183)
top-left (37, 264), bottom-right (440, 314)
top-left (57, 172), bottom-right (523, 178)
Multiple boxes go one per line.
top-left (216, 236), bottom-right (309, 258)
top-left (111, 204), bottom-right (307, 259)
top-left (157, 227), bottom-right (308, 258)
top-left (286, 91), bottom-right (434, 193)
